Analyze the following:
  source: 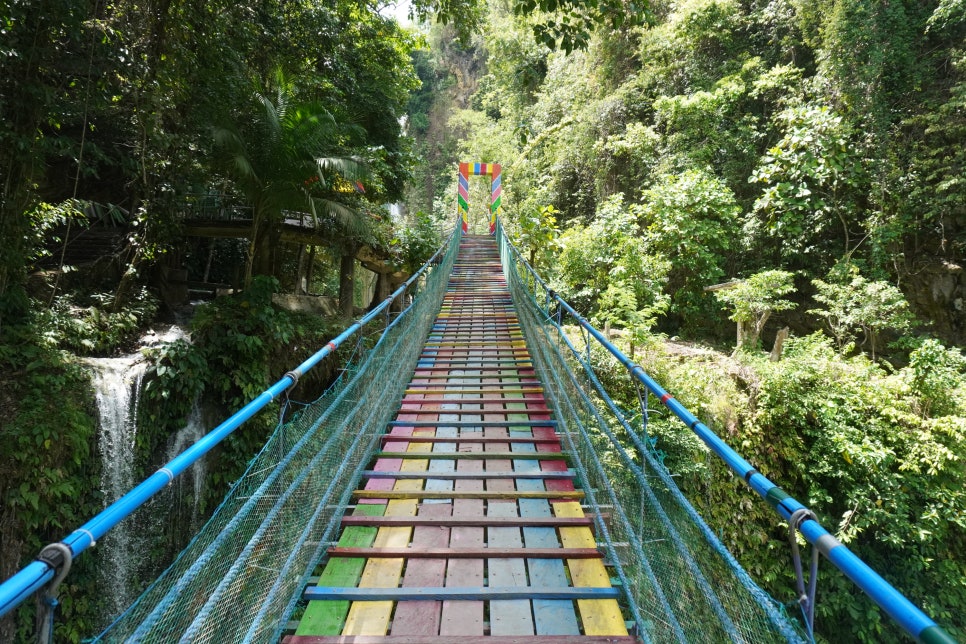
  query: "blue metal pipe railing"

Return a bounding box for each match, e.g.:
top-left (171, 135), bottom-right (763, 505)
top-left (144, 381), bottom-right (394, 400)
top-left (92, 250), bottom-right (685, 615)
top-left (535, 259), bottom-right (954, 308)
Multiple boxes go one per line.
top-left (496, 218), bottom-right (955, 644)
top-left (0, 230), bottom-right (455, 622)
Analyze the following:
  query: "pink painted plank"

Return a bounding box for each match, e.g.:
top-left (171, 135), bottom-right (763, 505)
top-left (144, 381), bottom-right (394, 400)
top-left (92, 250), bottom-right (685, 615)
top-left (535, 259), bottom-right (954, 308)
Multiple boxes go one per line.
top-left (389, 502), bottom-right (451, 635)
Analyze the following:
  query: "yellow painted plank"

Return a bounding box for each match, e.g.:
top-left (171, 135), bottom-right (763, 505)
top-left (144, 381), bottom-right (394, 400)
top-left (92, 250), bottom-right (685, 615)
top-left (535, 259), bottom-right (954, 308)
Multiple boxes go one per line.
top-left (342, 437), bottom-right (431, 636)
top-left (554, 501), bottom-right (628, 636)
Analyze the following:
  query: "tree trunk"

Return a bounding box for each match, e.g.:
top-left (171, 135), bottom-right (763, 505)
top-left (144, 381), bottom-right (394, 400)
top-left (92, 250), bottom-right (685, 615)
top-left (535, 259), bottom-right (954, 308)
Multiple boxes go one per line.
top-left (203, 238), bottom-right (215, 283)
top-left (338, 248), bottom-right (357, 319)
top-left (293, 244), bottom-right (306, 295)
top-left (305, 245), bottom-right (316, 294)
top-left (368, 271), bottom-right (391, 310)
top-left (770, 326), bottom-right (790, 362)
top-left (248, 209), bottom-right (278, 285)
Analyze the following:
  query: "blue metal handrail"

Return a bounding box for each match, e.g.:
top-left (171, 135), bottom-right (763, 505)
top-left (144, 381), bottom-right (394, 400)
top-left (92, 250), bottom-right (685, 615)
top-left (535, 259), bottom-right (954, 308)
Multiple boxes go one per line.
top-left (496, 217), bottom-right (955, 644)
top-left (0, 227), bottom-right (456, 622)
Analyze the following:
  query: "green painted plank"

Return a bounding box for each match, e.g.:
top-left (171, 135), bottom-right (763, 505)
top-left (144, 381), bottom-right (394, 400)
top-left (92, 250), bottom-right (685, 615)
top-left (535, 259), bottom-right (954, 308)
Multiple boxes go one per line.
top-left (294, 504), bottom-right (386, 636)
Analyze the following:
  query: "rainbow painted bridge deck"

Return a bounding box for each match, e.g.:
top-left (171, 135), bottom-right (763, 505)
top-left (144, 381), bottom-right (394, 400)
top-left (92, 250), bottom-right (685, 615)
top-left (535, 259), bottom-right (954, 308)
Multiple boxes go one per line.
top-left (284, 235), bottom-right (634, 643)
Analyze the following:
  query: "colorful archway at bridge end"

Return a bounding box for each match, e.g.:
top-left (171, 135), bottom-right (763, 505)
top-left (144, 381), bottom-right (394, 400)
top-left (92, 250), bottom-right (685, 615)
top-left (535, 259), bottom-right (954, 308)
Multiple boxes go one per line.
top-left (458, 162), bottom-right (502, 234)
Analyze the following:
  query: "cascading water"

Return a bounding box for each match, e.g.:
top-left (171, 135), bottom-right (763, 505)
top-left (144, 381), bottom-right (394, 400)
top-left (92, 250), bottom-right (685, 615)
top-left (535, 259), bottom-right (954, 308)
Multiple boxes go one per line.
top-left (87, 355), bottom-right (149, 621)
top-left (85, 322), bottom-right (197, 625)
top-left (164, 402), bottom-right (207, 530)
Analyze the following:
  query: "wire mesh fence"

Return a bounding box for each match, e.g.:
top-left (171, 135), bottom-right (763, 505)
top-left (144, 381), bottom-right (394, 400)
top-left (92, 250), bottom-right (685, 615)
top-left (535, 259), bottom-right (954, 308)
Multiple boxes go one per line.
top-left (94, 232), bottom-right (459, 643)
top-left (498, 225), bottom-right (807, 644)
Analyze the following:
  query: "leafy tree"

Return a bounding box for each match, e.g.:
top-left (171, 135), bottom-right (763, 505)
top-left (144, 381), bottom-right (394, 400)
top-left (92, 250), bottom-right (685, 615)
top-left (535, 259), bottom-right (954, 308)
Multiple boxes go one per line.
top-left (904, 339), bottom-right (966, 418)
top-left (749, 104), bottom-right (867, 265)
top-left (635, 168), bottom-right (740, 323)
top-left (556, 194), bottom-right (669, 330)
top-left (810, 265), bottom-right (916, 360)
top-left (714, 269), bottom-right (797, 351)
top-left (0, 0), bottom-right (93, 331)
top-left (515, 204), bottom-right (560, 268)
top-left (392, 210), bottom-right (443, 272)
top-left (213, 72), bottom-right (367, 286)
top-left (410, 0), bottom-right (650, 52)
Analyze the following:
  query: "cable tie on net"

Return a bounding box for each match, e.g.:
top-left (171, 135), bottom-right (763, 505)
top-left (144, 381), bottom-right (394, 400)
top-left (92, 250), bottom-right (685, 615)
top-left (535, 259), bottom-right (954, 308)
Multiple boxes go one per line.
top-left (788, 507), bottom-right (819, 639)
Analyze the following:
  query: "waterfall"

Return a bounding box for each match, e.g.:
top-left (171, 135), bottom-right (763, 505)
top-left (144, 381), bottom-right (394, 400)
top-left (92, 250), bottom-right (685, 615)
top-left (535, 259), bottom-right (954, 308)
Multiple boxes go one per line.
top-left (87, 355), bottom-right (149, 621)
top-left (164, 401), bottom-right (207, 530)
top-left (85, 322), bottom-right (195, 624)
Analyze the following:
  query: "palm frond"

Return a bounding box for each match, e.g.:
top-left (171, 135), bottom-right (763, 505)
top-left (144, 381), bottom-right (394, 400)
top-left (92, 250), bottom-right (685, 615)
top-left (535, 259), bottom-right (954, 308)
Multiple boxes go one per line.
top-left (212, 126), bottom-right (259, 188)
top-left (255, 92), bottom-right (282, 144)
top-left (311, 197), bottom-right (371, 239)
top-left (315, 156), bottom-right (367, 185)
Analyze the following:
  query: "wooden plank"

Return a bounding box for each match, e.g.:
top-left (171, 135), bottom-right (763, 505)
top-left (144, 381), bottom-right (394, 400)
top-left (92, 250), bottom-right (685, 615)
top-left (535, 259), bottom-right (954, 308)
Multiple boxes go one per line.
top-left (374, 452), bottom-right (566, 461)
top-left (304, 587), bottom-right (622, 601)
top-left (401, 406), bottom-right (555, 413)
top-left (514, 437), bottom-right (582, 636)
top-left (351, 490), bottom-right (584, 500)
top-left (388, 420), bottom-right (557, 427)
top-left (357, 471), bottom-right (575, 480)
top-left (327, 547), bottom-right (600, 559)
top-left (414, 360), bottom-right (533, 365)
top-left (487, 475), bottom-right (534, 636)
top-left (424, 425), bottom-right (456, 504)
top-left (389, 501), bottom-right (450, 636)
top-left (361, 428), bottom-right (413, 505)
top-left (340, 516), bottom-right (590, 528)
top-left (340, 438), bottom-right (429, 635)
top-left (294, 504), bottom-right (386, 636)
top-left (284, 636), bottom-right (637, 644)
top-left (405, 383), bottom-right (542, 389)
top-left (440, 423), bottom-right (484, 636)
top-left (407, 372), bottom-right (536, 380)
top-left (554, 501), bottom-right (628, 637)
top-left (531, 427), bottom-right (627, 635)
top-left (380, 435), bottom-right (561, 444)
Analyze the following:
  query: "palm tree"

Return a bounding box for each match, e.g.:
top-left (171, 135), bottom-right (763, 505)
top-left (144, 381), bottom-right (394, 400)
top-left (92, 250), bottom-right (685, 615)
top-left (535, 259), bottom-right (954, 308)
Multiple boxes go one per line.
top-left (213, 70), bottom-right (370, 288)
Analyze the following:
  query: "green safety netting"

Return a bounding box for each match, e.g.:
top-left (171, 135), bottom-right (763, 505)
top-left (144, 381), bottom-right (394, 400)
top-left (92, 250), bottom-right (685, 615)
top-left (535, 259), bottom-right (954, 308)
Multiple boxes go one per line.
top-left (496, 226), bottom-right (807, 643)
top-left (94, 232), bottom-right (459, 642)
top-left (97, 220), bottom-right (806, 643)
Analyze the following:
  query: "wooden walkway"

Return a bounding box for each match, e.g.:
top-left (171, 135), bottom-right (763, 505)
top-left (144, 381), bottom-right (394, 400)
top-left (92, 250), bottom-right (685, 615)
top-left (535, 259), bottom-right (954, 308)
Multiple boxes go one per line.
top-left (284, 235), bottom-right (634, 643)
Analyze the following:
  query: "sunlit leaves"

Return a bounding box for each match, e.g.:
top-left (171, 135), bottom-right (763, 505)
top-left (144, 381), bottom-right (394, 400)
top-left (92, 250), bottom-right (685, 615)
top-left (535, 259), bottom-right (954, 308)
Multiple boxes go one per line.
top-left (714, 269), bottom-right (796, 350)
top-left (637, 168), bottom-right (740, 319)
top-left (749, 104), bottom-right (867, 262)
top-left (810, 265), bottom-right (916, 360)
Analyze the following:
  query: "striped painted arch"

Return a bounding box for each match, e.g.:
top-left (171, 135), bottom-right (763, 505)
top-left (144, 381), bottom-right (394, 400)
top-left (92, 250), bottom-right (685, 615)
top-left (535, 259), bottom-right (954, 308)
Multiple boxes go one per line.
top-left (458, 162), bottom-right (502, 234)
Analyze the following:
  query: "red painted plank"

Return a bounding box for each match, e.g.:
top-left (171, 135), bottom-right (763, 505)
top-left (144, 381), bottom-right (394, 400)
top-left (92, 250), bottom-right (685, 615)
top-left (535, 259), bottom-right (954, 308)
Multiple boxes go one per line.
top-left (361, 428), bottom-right (412, 504)
top-left (440, 433), bottom-right (484, 636)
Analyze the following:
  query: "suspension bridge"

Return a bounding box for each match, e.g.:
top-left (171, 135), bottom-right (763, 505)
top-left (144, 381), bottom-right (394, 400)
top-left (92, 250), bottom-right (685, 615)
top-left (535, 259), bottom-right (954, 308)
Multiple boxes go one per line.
top-left (0, 165), bottom-right (956, 643)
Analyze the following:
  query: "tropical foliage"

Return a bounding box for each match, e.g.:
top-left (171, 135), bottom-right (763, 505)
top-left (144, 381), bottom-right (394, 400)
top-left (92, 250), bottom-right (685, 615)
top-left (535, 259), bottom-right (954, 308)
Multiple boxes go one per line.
top-left (404, 0), bottom-right (966, 640)
top-left (2, 0), bottom-right (966, 641)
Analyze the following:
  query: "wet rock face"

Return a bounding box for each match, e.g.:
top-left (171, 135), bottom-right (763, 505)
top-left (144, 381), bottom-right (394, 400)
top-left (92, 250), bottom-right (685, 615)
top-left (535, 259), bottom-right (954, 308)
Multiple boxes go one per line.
top-left (904, 260), bottom-right (965, 346)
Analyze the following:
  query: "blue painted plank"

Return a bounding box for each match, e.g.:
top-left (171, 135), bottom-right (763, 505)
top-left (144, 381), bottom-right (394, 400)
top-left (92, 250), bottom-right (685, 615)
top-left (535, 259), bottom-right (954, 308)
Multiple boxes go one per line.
top-left (303, 587), bottom-right (620, 601)
top-left (513, 436), bottom-right (581, 636)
